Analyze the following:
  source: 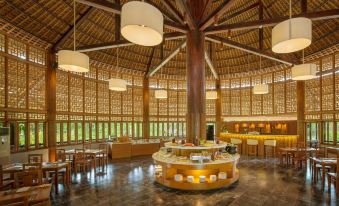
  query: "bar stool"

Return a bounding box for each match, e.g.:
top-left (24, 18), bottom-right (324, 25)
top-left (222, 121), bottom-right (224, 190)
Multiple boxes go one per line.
top-left (247, 139), bottom-right (259, 156)
top-left (230, 138), bottom-right (242, 154)
top-left (264, 139), bottom-right (277, 158)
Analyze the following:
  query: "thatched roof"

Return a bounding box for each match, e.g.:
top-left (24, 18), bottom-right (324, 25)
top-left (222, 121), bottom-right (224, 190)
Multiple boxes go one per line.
top-left (1, 0), bottom-right (338, 77)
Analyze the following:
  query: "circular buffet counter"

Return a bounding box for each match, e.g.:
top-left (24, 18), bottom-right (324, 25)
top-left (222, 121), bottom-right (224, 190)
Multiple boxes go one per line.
top-left (153, 142), bottom-right (240, 190)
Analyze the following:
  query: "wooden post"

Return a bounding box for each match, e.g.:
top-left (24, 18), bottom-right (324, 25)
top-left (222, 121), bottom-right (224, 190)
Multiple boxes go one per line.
top-left (296, 81), bottom-right (305, 142)
top-left (142, 77), bottom-right (149, 139)
top-left (46, 50), bottom-right (57, 162)
top-left (215, 79), bottom-right (222, 138)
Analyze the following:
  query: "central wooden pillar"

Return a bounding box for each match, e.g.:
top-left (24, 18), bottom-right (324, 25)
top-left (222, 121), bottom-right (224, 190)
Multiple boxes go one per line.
top-left (296, 81), bottom-right (305, 142)
top-left (143, 77), bottom-right (150, 140)
top-left (186, 30), bottom-right (206, 145)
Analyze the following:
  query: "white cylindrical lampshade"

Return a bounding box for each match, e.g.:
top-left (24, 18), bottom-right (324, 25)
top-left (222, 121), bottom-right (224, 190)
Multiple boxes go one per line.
top-left (108, 78), bottom-right (127, 91)
top-left (291, 63), bottom-right (317, 80)
top-left (253, 84), bottom-right (269, 94)
top-left (272, 17), bottom-right (312, 53)
top-left (121, 1), bottom-right (163, 46)
top-left (57, 50), bottom-right (89, 73)
top-left (155, 90), bottom-right (167, 99)
top-left (206, 91), bottom-right (217, 99)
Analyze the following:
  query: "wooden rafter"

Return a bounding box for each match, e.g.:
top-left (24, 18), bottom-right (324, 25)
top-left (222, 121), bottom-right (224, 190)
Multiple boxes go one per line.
top-left (205, 9), bottom-right (339, 35)
top-left (204, 51), bottom-right (219, 79)
top-left (146, 40), bottom-right (187, 77)
top-left (200, 0), bottom-right (238, 31)
top-left (218, 2), bottom-right (260, 25)
top-left (145, 47), bottom-right (156, 75)
top-left (76, 0), bottom-right (187, 33)
top-left (206, 35), bottom-right (295, 66)
top-left (73, 32), bottom-right (186, 52)
top-left (161, 1), bottom-right (185, 24)
top-left (52, 7), bottom-right (94, 52)
top-left (176, 0), bottom-right (197, 30)
top-left (258, 0), bottom-right (263, 51)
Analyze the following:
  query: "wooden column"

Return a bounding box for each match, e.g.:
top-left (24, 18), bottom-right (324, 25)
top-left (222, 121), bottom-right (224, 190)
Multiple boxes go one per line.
top-left (142, 77), bottom-right (150, 139)
top-left (296, 81), bottom-right (305, 142)
top-left (186, 30), bottom-right (206, 145)
top-left (215, 79), bottom-right (222, 138)
top-left (46, 50), bottom-right (57, 161)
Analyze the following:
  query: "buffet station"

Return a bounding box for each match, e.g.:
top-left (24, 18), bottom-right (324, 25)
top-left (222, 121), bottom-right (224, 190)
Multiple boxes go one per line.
top-left (219, 133), bottom-right (298, 156)
top-left (152, 141), bottom-right (240, 190)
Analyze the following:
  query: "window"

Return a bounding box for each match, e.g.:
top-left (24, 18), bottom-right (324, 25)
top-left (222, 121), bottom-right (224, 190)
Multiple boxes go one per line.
top-left (38, 123), bottom-right (44, 148)
top-left (98, 122), bottom-right (103, 140)
top-left (62, 123), bottom-right (68, 144)
top-left (134, 122), bottom-right (138, 139)
top-left (154, 123), bottom-right (158, 137)
top-left (139, 122), bottom-right (142, 138)
top-left (337, 122), bottom-right (339, 143)
top-left (128, 122), bottom-right (133, 137)
top-left (70, 122), bottom-right (76, 143)
top-left (173, 123), bottom-right (177, 136)
top-left (178, 123), bottom-right (183, 137)
top-left (122, 122), bottom-right (127, 136)
top-left (150, 123), bottom-right (154, 137)
top-left (159, 123), bottom-right (163, 137)
top-left (163, 123), bottom-right (167, 137)
top-left (77, 122), bottom-right (83, 143)
top-left (111, 122), bottom-right (115, 137)
top-left (104, 122), bottom-right (109, 140)
top-left (18, 122), bottom-right (26, 150)
top-left (323, 121), bottom-right (334, 144)
top-left (116, 123), bottom-right (121, 137)
top-left (91, 123), bottom-right (96, 142)
top-left (85, 122), bottom-right (90, 142)
top-left (29, 123), bottom-right (36, 149)
top-left (168, 123), bottom-right (172, 136)
top-left (56, 123), bottom-right (61, 144)
top-left (306, 122), bottom-right (319, 141)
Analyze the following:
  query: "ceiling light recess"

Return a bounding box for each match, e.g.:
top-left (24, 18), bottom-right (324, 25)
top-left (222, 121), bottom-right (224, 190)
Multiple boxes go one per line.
top-left (121, 1), bottom-right (163, 46)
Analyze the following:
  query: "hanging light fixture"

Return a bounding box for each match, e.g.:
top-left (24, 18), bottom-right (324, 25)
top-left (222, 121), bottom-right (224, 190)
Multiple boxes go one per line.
top-left (206, 91), bottom-right (217, 100)
top-left (57, 0), bottom-right (89, 73)
top-left (121, 1), bottom-right (163, 46)
top-left (291, 50), bottom-right (317, 80)
top-left (271, 0), bottom-right (312, 53)
top-left (108, 48), bottom-right (127, 91)
top-left (253, 57), bottom-right (269, 94)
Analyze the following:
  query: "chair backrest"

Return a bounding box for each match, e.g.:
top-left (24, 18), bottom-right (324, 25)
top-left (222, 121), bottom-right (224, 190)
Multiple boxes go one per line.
top-left (23, 163), bottom-right (42, 171)
top-left (247, 139), bottom-right (258, 146)
top-left (99, 144), bottom-right (108, 154)
top-left (56, 149), bottom-right (66, 162)
top-left (315, 146), bottom-right (326, 158)
top-left (28, 154), bottom-right (43, 163)
top-left (14, 170), bottom-right (42, 188)
top-left (0, 195), bottom-right (28, 206)
top-left (73, 152), bottom-right (86, 163)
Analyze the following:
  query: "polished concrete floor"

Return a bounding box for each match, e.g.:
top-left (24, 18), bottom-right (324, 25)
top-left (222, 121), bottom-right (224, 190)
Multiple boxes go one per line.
top-left (51, 156), bottom-right (338, 206)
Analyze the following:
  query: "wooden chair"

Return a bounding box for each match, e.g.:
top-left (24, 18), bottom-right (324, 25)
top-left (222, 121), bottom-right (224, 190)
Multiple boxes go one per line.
top-left (327, 152), bottom-right (339, 195)
top-left (0, 195), bottom-right (28, 206)
top-left (28, 154), bottom-right (43, 163)
top-left (97, 144), bottom-right (108, 169)
top-left (56, 149), bottom-right (66, 162)
top-left (73, 152), bottom-right (91, 175)
top-left (264, 139), bottom-right (277, 158)
top-left (14, 170), bottom-right (42, 188)
top-left (246, 139), bottom-right (258, 156)
top-left (293, 142), bottom-right (307, 169)
top-left (0, 165), bottom-right (14, 190)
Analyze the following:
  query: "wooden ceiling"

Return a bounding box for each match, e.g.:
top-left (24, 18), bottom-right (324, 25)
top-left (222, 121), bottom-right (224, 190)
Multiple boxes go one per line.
top-left (0, 0), bottom-right (338, 77)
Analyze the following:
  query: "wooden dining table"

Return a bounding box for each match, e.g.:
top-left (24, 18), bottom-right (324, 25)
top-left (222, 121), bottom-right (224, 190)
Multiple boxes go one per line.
top-left (3, 162), bottom-right (70, 194)
top-left (311, 157), bottom-right (337, 190)
top-left (278, 147), bottom-right (317, 166)
top-left (65, 149), bottom-right (103, 171)
top-left (0, 184), bottom-right (51, 205)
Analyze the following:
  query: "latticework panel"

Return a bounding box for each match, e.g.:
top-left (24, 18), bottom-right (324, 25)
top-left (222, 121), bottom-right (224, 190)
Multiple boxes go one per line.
top-left (0, 56), bottom-right (5, 107)
top-left (336, 72), bottom-right (339, 110)
top-left (85, 66), bottom-right (97, 79)
top-left (252, 93), bottom-right (262, 115)
top-left (251, 76), bottom-right (261, 86)
top-left (230, 89), bottom-right (240, 115)
top-left (133, 87), bottom-right (143, 116)
top-left (28, 65), bottom-right (45, 110)
top-left (221, 79), bottom-right (230, 89)
top-left (168, 90), bottom-right (177, 116)
top-left (221, 90), bottom-right (230, 115)
top-left (322, 55), bottom-right (333, 71)
top-left (158, 98), bottom-right (168, 115)
top-left (29, 47), bottom-right (45, 65)
top-left (241, 89), bottom-right (250, 115)
top-left (230, 78), bottom-right (240, 88)
top-left (110, 90), bottom-right (121, 115)
top-left (274, 83), bottom-right (285, 114)
top-left (8, 38), bottom-right (26, 59)
top-left (0, 34), bottom-right (5, 52)
top-left (7, 59), bottom-right (26, 108)
top-left (122, 87), bottom-right (133, 115)
top-left (97, 68), bottom-right (110, 81)
top-left (178, 91), bottom-right (186, 116)
top-left (149, 90), bottom-right (158, 116)
top-left (97, 82), bottom-right (109, 114)
top-left (56, 70), bottom-right (68, 111)
top-left (262, 87), bottom-right (273, 114)
top-left (133, 76), bottom-right (143, 87)
top-left (206, 99), bottom-right (216, 116)
top-left (274, 70), bottom-right (285, 82)
top-left (321, 74), bottom-right (334, 111)
top-left (69, 76), bottom-right (83, 113)
top-left (206, 79), bottom-right (216, 90)
top-left (84, 80), bottom-right (96, 113)
top-left (305, 78), bottom-right (321, 112)
top-left (286, 81), bottom-right (296, 113)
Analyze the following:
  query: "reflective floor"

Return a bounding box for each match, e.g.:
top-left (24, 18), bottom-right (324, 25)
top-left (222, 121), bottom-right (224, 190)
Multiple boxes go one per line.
top-left (51, 156), bottom-right (338, 206)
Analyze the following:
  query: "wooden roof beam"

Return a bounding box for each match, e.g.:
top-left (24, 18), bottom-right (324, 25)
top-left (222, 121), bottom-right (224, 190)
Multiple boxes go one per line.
top-left (76, 0), bottom-right (188, 33)
top-left (205, 9), bottom-right (339, 34)
top-left (176, 0), bottom-right (197, 30)
top-left (218, 2), bottom-right (260, 25)
top-left (73, 32), bottom-right (186, 52)
top-left (52, 7), bottom-right (94, 52)
top-left (200, 0), bottom-right (238, 31)
top-left (204, 51), bottom-right (219, 79)
top-left (161, 1), bottom-right (185, 24)
top-left (146, 41), bottom-right (186, 77)
top-left (206, 35), bottom-right (295, 66)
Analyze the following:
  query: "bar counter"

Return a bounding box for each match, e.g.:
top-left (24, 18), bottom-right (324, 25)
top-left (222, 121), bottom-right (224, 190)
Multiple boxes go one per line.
top-left (107, 141), bottom-right (163, 159)
top-left (219, 133), bottom-right (298, 156)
